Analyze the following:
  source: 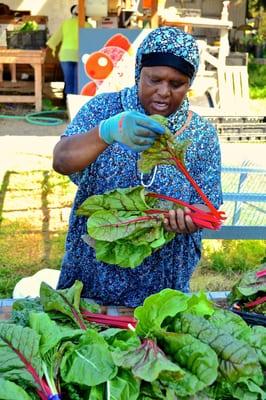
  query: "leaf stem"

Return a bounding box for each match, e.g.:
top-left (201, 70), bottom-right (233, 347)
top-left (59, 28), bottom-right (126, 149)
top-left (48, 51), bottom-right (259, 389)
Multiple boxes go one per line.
top-left (244, 296), bottom-right (266, 309)
top-left (171, 155), bottom-right (220, 217)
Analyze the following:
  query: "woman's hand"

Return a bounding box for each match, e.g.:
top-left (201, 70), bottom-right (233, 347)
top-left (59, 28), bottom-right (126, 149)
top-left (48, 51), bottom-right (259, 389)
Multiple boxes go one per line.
top-left (99, 110), bottom-right (165, 152)
top-left (163, 204), bottom-right (209, 234)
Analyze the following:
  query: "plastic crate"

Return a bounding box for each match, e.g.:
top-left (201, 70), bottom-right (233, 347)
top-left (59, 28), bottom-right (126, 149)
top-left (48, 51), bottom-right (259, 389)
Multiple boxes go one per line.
top-left (6, 29), bottom-right (47, 50)
top-left (230, 305), bottom-right (266, 327)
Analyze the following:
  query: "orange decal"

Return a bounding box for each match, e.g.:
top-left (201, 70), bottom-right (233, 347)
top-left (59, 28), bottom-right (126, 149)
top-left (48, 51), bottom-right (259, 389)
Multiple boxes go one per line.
top-left (105, 34), bottom-right (131, 52)
top-left (81, 81), bottom-right (97, 96)
top-left (85, 51), bottom-right (113, 80)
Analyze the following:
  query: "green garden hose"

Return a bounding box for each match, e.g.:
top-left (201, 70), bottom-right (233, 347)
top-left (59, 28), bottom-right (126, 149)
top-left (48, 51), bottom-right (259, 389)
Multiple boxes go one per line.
top-left (0, 110), bottom-right (67, 126)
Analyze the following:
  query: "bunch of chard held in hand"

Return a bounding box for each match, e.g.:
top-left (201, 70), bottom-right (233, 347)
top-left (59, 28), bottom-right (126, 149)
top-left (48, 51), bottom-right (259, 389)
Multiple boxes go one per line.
top-left (138, 114), bottom-right (226, 230)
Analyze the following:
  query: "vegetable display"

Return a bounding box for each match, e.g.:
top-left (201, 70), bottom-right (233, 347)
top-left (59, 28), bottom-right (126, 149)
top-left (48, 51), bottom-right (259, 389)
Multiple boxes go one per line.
top-left (228, 263), bottom-right (266, 316)
top-left (1, 281), bottom-right (265, 399)
top-left (77, 115), bottom-right (225, 268)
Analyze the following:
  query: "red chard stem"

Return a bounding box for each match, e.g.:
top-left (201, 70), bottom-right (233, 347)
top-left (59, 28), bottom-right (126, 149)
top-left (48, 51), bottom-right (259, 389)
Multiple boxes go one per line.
top-left (172, 156), bottom-right (220, 217)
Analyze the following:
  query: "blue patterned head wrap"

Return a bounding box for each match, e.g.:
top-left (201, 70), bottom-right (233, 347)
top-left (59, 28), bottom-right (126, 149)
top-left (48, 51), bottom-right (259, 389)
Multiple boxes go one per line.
top-left (135, 27), bottom-right (199, 83)
top-left (121, 27), bottom-right (200, 132)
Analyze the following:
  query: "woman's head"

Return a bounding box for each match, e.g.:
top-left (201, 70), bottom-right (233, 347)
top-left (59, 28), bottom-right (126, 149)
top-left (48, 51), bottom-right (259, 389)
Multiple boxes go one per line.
top-left (136, 27), bottom-right (199, 116)
top-left (70, 5), bottom-right (78, 16)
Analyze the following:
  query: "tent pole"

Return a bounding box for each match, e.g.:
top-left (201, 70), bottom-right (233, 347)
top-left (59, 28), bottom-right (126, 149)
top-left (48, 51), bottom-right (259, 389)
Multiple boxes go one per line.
top-left (78, 0), bottom-right (85, 28)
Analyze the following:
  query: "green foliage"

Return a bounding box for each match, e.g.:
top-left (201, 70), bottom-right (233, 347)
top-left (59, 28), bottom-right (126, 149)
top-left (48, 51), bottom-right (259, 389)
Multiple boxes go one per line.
top-left (248, 61), bottom-right (266, 99)
top-left (18, 21), bottom-right (39, 32)
top-left (202, 240), bottom-right (266, 273)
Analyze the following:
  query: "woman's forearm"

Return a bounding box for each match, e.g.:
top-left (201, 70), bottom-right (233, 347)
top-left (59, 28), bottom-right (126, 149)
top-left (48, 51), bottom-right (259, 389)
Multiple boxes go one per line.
top-left (52, 126), bottom-right (108, 175)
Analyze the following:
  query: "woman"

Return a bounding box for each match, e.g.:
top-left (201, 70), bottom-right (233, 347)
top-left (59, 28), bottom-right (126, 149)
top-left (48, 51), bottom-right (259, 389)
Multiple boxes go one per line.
top-left (53, 27), bottom-right (222, 307)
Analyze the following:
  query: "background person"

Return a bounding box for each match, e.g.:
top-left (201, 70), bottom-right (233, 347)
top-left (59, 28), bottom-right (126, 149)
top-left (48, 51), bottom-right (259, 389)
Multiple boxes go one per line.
top-left (46, 5), bottom-right (92, 97)
top-left (52, 27), bottom-right (223, 308)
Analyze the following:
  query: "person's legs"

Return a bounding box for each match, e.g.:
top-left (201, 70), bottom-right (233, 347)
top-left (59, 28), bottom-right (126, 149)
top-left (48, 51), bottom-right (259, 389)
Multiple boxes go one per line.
top-left (60, 61), bottom-right (78, 95)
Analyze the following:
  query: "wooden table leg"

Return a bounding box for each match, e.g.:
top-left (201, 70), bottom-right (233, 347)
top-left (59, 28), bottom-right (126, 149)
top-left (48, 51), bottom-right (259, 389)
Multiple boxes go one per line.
top-left (0, 63), bottom-right (3, 81)
top-left (32, 63), bottom-right (42, 112)
top-left (10, 63), bottom-right (16, 82)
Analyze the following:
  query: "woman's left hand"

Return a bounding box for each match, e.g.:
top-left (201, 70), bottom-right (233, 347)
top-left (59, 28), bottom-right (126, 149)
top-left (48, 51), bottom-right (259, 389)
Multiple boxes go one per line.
top-left (163, 204), bottom-right (209, 234)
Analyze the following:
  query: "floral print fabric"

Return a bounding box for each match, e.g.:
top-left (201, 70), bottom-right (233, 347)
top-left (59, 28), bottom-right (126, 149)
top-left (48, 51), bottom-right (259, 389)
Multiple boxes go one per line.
top-left (57, 27), bottom-right (222, 306)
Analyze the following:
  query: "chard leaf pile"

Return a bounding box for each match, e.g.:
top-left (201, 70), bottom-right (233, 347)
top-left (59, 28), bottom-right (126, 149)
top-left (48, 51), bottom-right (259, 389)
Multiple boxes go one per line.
top-left (1, 281), bottom-right (265, 399)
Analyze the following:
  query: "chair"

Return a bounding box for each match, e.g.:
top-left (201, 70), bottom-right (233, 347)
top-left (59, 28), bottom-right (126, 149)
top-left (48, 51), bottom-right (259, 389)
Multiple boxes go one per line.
top-left (67, 94), bottom-right (92, 121)
top-left (217, 65), bottom-right (249, 114)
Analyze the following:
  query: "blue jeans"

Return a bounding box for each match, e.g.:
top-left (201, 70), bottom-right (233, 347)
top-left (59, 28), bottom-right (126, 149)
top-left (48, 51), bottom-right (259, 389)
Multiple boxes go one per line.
top-left (60, 61), bottom-right (78, 95)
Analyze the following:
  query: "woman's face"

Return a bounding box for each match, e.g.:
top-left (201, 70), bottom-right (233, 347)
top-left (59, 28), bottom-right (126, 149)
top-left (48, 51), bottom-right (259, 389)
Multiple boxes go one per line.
top-left (138, 66), bottom-right (190, 116)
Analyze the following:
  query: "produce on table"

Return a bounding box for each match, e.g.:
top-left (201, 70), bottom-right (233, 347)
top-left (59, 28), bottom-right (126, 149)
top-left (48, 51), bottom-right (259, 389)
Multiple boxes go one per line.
top-left (228, 263), bottom-right (266, 315)
top-left (77, 115), bottom-right (226, 268)
top-left (0, 281), bottom-right (265, 399)
top-left (16, 21), bottom-right (40, 32)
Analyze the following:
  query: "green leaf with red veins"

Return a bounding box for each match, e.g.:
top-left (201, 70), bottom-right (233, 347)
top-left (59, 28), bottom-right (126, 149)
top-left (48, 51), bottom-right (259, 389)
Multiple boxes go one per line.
top-left (138, 114), bottom-right (190, 173)
top-left (39, 281), bottom-right (87, 330)
top-left (0, 323), bottom-right (52, 399)
top-left (77, 186), bottom-right (156, 217)
top-left (112, 338), bottom-right (184, 382)
top-left (87, 210), bottom-right (163, 242)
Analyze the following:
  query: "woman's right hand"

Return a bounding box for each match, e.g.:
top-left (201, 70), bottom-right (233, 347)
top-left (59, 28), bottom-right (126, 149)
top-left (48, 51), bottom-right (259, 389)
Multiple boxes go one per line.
top-left (99, 110), bottom-right (165, 152)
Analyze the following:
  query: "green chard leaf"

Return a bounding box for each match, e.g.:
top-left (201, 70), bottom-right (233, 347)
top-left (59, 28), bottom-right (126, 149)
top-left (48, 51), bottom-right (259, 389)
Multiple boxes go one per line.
top-left (174, 313), bottom-right (264, 387)
top-left (138, 114), bottom-right (191, 174)
top-left (157, 331), bottom-right (218, 396)
top-left (0, 378), bottom-right (33, 400)
top-left (134, 289), bottom-right (189, 337)
top-left (29, 312), bottom-right (83, 356)
top-left (227, 263), bottom-right (266, 310)
top-left (39, 280), bottom-right (87, 330)
top-left (87, 210), bottom-right (162, 242)
top-left (100, 328), bottom-right (140, 351)
top-left (60, 336), bottom-right (117, 387)
top-left (94, 239), bottom-right (152, 268)
top-left (108, 369), bottom-right (140, 400)
top-left (0, 323), bottom-right (43, 388)
top-left (77, 186), bottom-right (156, 217)
top-left (112, 338), bottom-right (184, 382)
top-left (78, 185), bottom-right (176, 268)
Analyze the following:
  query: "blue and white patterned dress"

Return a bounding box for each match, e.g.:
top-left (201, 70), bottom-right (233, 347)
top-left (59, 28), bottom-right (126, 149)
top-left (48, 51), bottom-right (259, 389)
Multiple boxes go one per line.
top-left (57, 27), bottom-right (222, 306)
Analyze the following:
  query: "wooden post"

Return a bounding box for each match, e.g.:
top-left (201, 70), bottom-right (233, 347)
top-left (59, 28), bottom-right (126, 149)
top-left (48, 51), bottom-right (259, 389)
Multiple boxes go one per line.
top-left (219, 1), bottom-right (230, 64)
top-left (150, 0), bottom-right (158, 28)
top-left (78, 0), bottom-right (85, 28)
top-left (32, 63), bottom-right (42, 111)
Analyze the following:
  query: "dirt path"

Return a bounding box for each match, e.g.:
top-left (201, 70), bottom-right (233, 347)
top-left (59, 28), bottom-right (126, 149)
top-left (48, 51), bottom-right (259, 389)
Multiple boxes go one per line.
top-left (0, 117), bottom-right (67, 136)
top-left (0, 119), bottom-right (265, 179)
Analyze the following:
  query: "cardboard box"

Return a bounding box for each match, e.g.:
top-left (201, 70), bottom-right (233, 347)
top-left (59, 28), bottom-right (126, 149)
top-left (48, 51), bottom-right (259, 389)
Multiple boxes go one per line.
top-left (97, 17), bottom-right (118, 28)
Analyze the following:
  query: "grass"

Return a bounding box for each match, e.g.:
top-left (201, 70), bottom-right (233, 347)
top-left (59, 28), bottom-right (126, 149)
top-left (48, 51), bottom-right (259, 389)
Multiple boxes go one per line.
top-left (0, 165), bottom-right (265, 299)
top-left (0, 169), bottom-right (76, 297)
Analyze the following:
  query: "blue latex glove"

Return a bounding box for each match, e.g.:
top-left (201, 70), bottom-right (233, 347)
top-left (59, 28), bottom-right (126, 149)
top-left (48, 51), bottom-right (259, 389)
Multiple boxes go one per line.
top-left (99, 111), bottom-right (165, 152)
